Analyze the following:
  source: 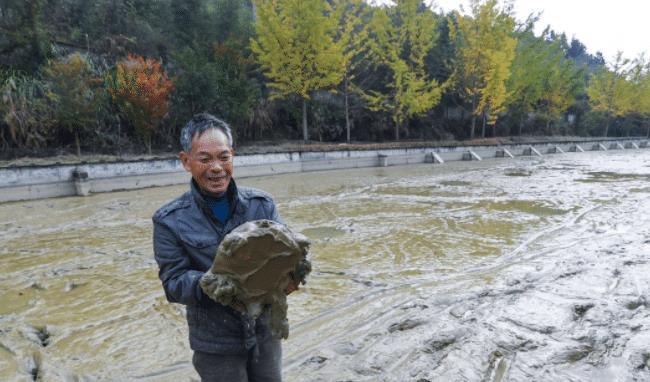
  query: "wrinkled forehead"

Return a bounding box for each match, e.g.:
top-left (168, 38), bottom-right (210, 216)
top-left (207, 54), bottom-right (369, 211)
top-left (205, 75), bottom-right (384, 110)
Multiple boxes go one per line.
top-left (191, 129), bottom-right (232, 153)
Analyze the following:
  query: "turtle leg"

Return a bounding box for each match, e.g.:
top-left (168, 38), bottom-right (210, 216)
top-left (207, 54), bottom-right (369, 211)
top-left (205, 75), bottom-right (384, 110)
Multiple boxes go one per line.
top-left (200, 272), bottom-right (238, 306)
top-left (293, 257), bottom-right (312, 285)
top-left (269, 292), bottom-right (289, 339)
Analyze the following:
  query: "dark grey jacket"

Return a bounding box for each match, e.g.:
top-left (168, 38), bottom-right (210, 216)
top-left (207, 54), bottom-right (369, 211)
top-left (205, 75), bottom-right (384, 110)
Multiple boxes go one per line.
top-left (152, 179), bottom-right (281, 354)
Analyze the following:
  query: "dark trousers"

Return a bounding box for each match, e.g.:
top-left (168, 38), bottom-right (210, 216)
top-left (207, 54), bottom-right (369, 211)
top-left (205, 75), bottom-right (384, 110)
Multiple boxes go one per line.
top-left (192, 338), bottom-right (282, 382)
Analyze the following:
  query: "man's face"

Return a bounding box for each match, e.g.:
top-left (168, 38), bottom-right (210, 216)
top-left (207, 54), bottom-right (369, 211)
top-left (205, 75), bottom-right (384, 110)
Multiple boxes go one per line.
top-left (180, 129), bottom-right (234, 196)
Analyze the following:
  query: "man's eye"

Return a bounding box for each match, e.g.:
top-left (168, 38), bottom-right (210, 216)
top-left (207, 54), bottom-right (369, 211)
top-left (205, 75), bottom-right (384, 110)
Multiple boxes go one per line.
top-left (219, 156), bottom-right (232, 162)
top-left (199, 158), bottom-right (210, 163)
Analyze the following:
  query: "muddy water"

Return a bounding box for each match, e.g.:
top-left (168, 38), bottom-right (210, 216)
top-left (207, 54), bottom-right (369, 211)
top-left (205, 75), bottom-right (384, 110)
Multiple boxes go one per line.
top-left (1, 151), bottom-right (649, 381)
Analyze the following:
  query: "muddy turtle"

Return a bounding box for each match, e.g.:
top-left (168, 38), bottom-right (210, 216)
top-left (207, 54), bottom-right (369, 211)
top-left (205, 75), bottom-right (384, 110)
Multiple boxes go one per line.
top-left (200, 219), bottom-right (311, 339)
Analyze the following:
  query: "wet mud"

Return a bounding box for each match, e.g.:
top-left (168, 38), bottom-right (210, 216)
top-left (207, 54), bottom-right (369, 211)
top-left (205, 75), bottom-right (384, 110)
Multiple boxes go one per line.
top-left (280, 151), bottom-right (650, 382)
top-left (1, 150), bottom-right (649, 381)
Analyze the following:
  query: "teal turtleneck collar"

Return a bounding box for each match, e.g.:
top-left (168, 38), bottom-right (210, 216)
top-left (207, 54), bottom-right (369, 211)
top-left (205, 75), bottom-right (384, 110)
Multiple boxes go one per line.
top-left (203, 191), bottom-right (230, 223)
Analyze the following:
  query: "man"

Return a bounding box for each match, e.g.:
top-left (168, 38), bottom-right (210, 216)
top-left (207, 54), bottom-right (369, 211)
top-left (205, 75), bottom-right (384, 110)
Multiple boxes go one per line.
top-left (153, 113), bottom-right (286, 381)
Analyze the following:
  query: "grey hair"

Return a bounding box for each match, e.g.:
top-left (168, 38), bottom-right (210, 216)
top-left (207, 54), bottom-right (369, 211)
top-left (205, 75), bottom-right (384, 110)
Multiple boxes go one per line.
top-left (180, 113), bottom-right (233, 152)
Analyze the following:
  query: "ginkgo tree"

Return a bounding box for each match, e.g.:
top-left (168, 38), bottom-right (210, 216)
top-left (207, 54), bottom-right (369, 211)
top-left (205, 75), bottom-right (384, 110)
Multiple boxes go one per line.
top-left (332, 0), bottom-right (368, 143)
top-left (506, 28), bottom-right (546, 135)
top-left (629, 56), bottom-right (650, 137)
top-left (538, 42), bottom-right (584, 133)
top-left (587, 53), bottom-right (635, 137)
top-left (449, 0), bottom-right (516, 138)
top-left (364, 0), bottom-right (444, 140)
top-left (251, 0), bottom-right (344, 142)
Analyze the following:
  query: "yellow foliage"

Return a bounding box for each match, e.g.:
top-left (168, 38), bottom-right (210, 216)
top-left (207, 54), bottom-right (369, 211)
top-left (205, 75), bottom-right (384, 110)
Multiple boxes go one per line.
top-left (364, 0), bottom-right (443, 139)
top-left (332, 0), bottom-right (368, 78)
top-left (449, 0), bottom-right (516, 129)
top-left (43, 53), bottom-right (101, 155)
top-left (250, 0), bottom-right (344, 100)
top-left (43, 53), bottom-right (98, 131)
top-left (589, 53), bottom-right (637, 118)
top-left (628, 57), bottom-right (650, 117)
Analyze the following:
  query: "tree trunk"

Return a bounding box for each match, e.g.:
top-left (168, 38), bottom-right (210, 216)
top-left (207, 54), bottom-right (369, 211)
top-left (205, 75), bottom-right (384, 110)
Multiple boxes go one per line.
top-left (302, 98), bottom-right (308, 143)
top-left (603, 117), bottom-right (610, 137)
top-left (470, 94), bottom-right (477, 140)
top-left (394, 120), bottom-right (400, 141)
top-left (344, 73), bottom-right (351, 144)
top-left (481, 112), bottom-right (486, 138)
top-left (147, 134), bottom-right (152, 155)
top-left (470, 116), bottom-right (476, 140)
top-left (117, 117), bottom-right (121, 157)
top-left (518, 114), bottom-right (524, 136)
top-left (0, 128), bottom-right (6, 151)
top-left (75, 130), bottom-right (81, 157)
top-left (28, 0), bottom-right (46, 68)
top-left (546, 118), bottom-right (551, 133)
top-left (492, 121), bottom-right (496, 137)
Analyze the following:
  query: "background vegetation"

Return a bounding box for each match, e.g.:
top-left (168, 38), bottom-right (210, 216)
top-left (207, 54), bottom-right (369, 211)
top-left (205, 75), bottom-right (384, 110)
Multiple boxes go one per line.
top-left (1, 0), bottom-right (649, 158)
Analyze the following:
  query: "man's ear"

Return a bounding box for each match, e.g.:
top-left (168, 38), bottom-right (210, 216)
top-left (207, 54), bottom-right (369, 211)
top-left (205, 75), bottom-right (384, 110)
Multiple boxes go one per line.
top-left (179, 151), bottom-right (191, 172)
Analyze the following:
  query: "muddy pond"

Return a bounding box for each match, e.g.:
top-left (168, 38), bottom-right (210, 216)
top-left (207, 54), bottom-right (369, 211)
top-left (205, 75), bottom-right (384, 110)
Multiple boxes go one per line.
top-left (1, 150), bottom-right (649, 381)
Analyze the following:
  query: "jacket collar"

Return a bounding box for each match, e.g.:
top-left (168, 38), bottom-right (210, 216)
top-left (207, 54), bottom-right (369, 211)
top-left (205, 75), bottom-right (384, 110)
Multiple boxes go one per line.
top-left (190, 178), bottom-right (245, 219)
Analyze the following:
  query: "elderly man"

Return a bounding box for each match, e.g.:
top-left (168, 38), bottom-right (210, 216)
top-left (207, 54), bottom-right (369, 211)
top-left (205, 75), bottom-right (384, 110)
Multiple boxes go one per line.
top-left (153, 113), bottom-right (285, 381)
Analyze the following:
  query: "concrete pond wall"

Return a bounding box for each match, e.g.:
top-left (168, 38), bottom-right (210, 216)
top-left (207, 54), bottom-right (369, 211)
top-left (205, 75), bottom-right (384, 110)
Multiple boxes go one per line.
top-left (1, 138), bottom-right (648, 203)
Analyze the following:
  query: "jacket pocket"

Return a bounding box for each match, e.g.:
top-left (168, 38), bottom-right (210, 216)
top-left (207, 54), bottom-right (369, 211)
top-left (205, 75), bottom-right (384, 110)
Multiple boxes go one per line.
top-left (178, 230), bottom-right (220, 249)
top-left (177, 229), bottom-right (221, 269)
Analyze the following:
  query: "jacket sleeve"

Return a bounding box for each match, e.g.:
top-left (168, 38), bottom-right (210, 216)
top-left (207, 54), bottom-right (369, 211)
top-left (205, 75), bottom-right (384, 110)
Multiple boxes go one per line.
top-left (266, 199), bottom-right (284, 224)
top-left (153, 220), bottom-right (205, 305)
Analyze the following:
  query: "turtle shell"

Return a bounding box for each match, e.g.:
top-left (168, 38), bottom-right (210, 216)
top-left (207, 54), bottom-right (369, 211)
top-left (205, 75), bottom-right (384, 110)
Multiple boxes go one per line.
top-left (200, 219), bottom-right (311, 339)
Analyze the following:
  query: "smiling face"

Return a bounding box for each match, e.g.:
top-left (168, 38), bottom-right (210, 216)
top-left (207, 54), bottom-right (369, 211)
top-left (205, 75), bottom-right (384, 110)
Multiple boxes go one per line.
top-left (179, 128), bottom-right (234, 196)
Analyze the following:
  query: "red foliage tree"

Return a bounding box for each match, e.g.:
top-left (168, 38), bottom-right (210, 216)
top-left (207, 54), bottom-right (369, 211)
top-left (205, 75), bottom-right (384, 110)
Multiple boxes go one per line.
top-left (107, 54), bottom-right (174, 154)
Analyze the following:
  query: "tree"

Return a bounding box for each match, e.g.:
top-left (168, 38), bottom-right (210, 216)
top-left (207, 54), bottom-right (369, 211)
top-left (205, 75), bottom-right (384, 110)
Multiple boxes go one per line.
top-left (171, 0), bottom-right (209, 50)
top-left (587, 53), bottom-right (635, 137)
top-left (43, 53), bottom-right (101, 156)
top-left (538, 44), bottom-right (584, 133)
top-left (0, 0), bottom-right (52, 72)
top-left (629, 56), bottom-right (650, 137)
top-left (251, 0), bottom-right (344, 142)
top-left (106, 54), bottom-right (174, 154)
top-left (332, 0), bottom-right (368, 143)
top-left (211, 1), bottom-right (259, 132)
top-left (449, 0), bottom-right (517, 138)
top-left (171, 0), bottom-right (258, 137)
top-left (364, 0), bottom-right (444, 140)
top-left (172, 48), bottom-right (221, 118)
top-left (506, 29), bottom-right (547, 135)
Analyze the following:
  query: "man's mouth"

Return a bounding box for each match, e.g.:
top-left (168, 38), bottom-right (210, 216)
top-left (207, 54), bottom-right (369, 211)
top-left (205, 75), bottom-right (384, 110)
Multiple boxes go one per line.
top-left (206, 174), bottom-right (227, 181)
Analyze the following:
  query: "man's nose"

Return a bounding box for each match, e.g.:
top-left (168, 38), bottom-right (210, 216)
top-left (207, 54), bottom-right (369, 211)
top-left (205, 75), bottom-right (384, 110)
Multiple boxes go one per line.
top-left (208, 160), bottom-right (224, 171)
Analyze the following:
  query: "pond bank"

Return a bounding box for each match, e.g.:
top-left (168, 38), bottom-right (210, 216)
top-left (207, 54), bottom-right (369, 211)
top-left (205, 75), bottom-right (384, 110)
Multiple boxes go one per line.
top-left (1, 137), bottom-right (647, 203)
